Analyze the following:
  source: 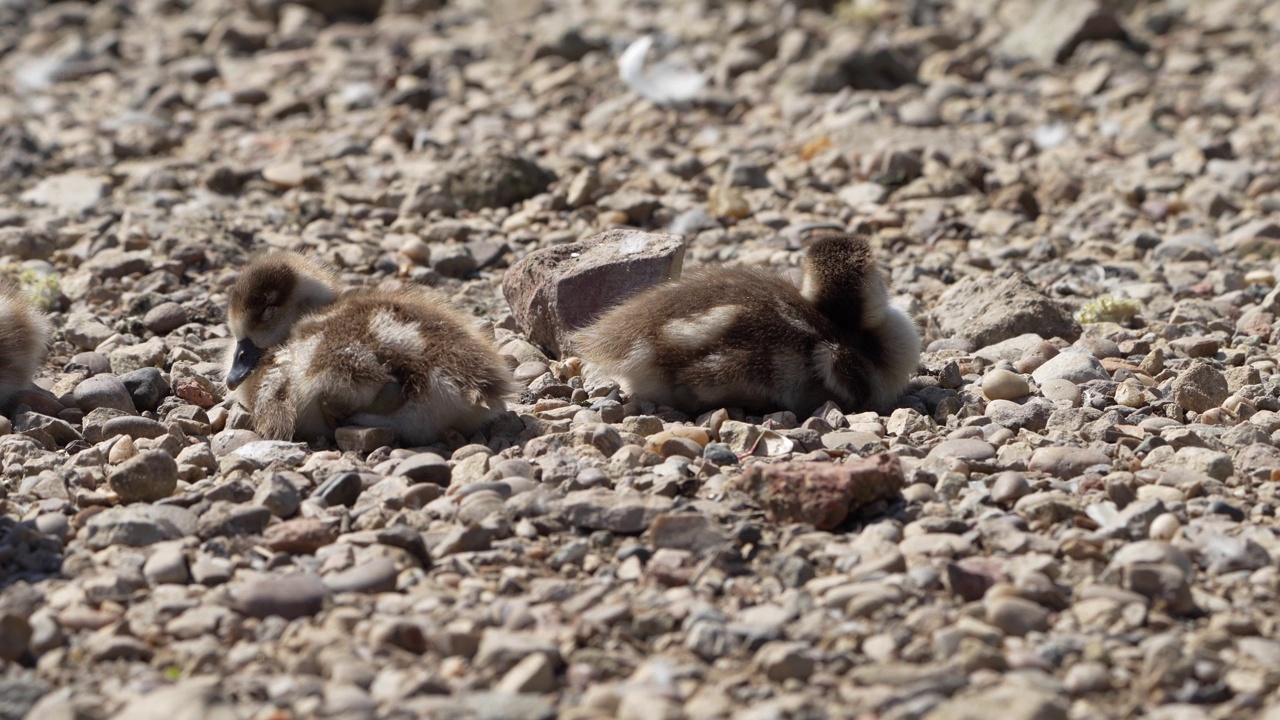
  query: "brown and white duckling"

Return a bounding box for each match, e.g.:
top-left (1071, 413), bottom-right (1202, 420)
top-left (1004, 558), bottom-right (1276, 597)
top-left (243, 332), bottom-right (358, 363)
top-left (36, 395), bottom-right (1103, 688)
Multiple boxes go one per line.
top-left (0, 281), bottom-right (51, 412)
top-left (225, 252), bottom-right (514, 445)
top-left (225, 252), bottom-right (341, 390)
top-left (572, 234), bottom-right (921, 416)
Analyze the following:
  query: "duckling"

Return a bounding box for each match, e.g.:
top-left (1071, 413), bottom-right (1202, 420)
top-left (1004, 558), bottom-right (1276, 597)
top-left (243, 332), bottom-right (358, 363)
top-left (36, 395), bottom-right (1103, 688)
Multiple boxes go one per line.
top-left (225, 252), bottom-right (341, 390)
top-left (0, 281), bottom-right (51, 412)
top-left (572, 234), bottom-right (921, 416)
top-left (225, 253), bottom-right (513, 445)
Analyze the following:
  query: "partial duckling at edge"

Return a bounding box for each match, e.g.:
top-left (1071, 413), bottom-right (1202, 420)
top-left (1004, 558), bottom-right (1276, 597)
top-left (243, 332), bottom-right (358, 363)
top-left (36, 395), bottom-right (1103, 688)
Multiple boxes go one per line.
top-left (0, 282), bottom-right (51, 412)
top-left (225, 252), bottom-right (514, 445)
top-left (572, 234), bottom-right (921, 416)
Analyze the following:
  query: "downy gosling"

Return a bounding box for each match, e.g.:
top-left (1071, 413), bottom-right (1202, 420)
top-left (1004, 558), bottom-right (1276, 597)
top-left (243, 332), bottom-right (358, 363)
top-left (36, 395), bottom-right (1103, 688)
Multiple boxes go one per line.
top-left (573, 234), bottom-right (921, 416)
top-left (225, 252), bottom-right (513, 446)
top-left (0, 281), bottom-right (51, 412)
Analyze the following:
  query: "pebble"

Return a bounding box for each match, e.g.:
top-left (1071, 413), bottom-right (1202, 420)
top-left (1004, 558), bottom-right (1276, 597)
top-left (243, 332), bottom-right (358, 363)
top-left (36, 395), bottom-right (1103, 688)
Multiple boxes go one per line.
top-left (72, 374), bottom-right (137, 414)
top-left (990, 471), bottom-right (1031, 506)
top-left (1171, 361), bottom-right (1230, 413)
top-left (1031, 350), bottom-right (1110, 385)
top-left (107, 450), bottom-right (178, 503)
top-left (233, 575), bottom-right (329, 619)
top-left (326, 557), bottom-right (399, 594)
top-left (982, 368), bottom-right (1030, 400)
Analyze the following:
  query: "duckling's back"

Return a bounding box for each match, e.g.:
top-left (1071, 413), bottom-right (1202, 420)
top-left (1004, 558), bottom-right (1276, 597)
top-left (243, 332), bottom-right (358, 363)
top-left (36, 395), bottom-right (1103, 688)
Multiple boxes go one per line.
top-left (574, 265), bottom-right (873, 414)
top-left (0, 282), bottom-right (50, 411)
top-left (283, 288), bottom-right (513, 444)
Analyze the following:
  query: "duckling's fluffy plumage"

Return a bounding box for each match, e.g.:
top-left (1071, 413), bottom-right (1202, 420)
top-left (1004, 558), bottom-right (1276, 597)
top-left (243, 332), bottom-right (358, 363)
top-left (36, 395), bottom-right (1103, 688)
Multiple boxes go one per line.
top-left (573, 234), bottom-right (921, 416)
top-left (0, 283), bottom-right (50, 411)
top-left (226, 253), bottom-right (513, 445)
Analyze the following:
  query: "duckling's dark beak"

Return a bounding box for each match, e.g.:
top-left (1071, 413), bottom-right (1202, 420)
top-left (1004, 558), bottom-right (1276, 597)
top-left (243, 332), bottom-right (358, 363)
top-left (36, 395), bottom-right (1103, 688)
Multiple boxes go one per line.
top-left (226, 339), bottom-right (264, 390)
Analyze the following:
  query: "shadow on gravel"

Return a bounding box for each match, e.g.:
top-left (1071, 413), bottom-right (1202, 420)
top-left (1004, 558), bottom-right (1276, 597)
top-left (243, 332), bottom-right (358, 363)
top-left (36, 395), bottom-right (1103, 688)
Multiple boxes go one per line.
top-left (0, 515), bottom-right (65, 593)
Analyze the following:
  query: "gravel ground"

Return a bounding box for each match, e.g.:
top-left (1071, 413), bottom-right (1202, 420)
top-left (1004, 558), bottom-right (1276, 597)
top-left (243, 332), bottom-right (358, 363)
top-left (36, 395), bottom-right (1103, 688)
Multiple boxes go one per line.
top-left (4, 0), bottom-right (1280, 718)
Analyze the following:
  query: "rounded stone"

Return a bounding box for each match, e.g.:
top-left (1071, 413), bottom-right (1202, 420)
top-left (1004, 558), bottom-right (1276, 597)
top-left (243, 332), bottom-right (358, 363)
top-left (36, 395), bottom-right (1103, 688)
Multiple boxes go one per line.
top-left (1040, 378), bottom-right (1081, 405)
top-left (982, 369), bottom-right (1030, 401)
top-left (990, 472), bottom-right (1031, 506)
top-left (120, 367), bottom-right (171, 412)
top-left (142, 302), bottom-right (188, 334)
top-left (233, 574), bottom-right (329, 619)
top-left (73, 374), bottom-right (137, 414)
top-left (108, 450), bottom-right (178, 503)
top-left (985, 595), bottom-right (1051, 637)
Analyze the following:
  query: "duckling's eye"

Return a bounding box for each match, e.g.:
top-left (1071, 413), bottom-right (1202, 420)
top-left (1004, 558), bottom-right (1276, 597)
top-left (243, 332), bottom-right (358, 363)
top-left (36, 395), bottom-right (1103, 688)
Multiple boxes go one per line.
top-left (261, 307), bottom-right (279, 322)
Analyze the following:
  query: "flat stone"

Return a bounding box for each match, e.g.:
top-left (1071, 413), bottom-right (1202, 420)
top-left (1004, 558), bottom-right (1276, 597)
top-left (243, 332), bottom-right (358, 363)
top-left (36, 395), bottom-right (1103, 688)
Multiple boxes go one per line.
top-left (924, 683), bottom-right (1068, 720)
top-left (502, 229), bottom-right (686, 358)
top-left (21, 173), bottom-right (109, 214)
top-left (230, 440), bottom-right (307, 466)
top-left (649, 512), bottom-right (729, 558)
top-left (1029, 446), bottom-right (1111, 478)
top-left (84, 505), bottom-right (197, 549)
top-left (985, 595), bottom-right (1051, 636)
top-left (1032, 350), bottom-right (1109, 385)
top-left (335, 426), bottom-right (396, 454)
top-left (263, 518), bottom-right (338, 554)
top-left (197, 502), bottom-right (272, 539)
top-left (560, 490), bottom-right (675, 534)
top-left (142, 544), bottom-right (190, 586)
top-left (232, 574), bottom-right (328, 620)
top-left (753, 641), bottom-right (815, 682)
top-left (474, 629), bottom-right (560, 674)
top-left (927, 438), bottom-right (997, 463)
top-left (325, 556), bottom-right (398, 594)
top-left (105, 679), bottom-right (234, 720)
top-left (735, 453), bottom-right (905, 531)
top-left (108, 337), bottom-right (167, 374)
top-left (494, 653), bottom-right (558, 694)
top-left (393, 452), bottom-right (452, 486)
top-left (107, 450), bottom-right (178, 503)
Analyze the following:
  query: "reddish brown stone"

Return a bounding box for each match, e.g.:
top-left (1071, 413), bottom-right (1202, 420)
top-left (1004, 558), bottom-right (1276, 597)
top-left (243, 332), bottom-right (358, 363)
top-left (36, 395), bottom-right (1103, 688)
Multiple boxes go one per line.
top-left (263, 518), bottom-right (338, 554)
top-left (501, 229), bottom-right (685, 358)
top-left (736, 453), bottom-right (905, 531)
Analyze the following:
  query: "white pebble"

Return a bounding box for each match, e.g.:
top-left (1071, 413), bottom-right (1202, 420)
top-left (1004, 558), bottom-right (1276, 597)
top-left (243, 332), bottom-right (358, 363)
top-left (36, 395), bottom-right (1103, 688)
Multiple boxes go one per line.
top-left (1149, 513), bottom-right (1181, 541)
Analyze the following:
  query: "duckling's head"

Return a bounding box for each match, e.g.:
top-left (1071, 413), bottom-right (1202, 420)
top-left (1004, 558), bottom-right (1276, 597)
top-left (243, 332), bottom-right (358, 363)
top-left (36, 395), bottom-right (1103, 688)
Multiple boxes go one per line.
top-left (225, 252), bottom-right (339, 390)
top-left (800, 234), bottom-right (891, 331)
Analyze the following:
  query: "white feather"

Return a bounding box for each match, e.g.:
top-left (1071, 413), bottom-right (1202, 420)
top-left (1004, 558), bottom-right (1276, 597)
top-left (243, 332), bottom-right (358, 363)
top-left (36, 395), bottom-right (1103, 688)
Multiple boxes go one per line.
top-left (618, 35), bottom-right (706, 105)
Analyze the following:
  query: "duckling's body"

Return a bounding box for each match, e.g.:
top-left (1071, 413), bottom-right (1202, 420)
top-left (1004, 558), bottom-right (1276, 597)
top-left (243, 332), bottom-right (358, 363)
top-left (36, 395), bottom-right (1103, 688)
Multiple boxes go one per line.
top-left (0, 283), bottom-right (51, 411)
top-left (573, 235), bottom-right (920, 416)
top-left (226, 253), bottom-right (513, 446)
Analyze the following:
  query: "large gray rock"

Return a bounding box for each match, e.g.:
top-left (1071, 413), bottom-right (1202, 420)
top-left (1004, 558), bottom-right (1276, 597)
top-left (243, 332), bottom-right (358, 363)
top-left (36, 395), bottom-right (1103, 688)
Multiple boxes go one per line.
top-left (930, 275), bottom-right (1080, 348)
top-left (502, 229), bottom-right (686, 358)
top-left (997, 0), bottom-right (1136, 65)
top-left (83, 505), bottom-right (197, 549)
top-left (440, 153), bottom-right (555, 211)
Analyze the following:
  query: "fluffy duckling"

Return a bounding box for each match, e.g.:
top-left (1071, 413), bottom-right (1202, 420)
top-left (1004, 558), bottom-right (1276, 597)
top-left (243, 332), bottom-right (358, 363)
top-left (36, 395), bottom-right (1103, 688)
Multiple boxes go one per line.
top-left (0, 282), bottom-right (51, 412)
top-left (573, 234), bottom-right (921, 416)
top-left (225, 253), bottom-right (513, 445)
top-left (225, 252), bottom-right (341, 390)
